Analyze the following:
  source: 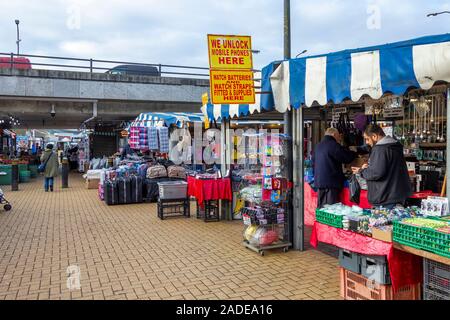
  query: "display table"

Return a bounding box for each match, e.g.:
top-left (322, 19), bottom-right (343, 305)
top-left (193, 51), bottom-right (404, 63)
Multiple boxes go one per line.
top-left (310, 222), bottom-right (423, 291)
top-left (304, 182), bottom-right (371, 227)
top-left (394, 243), bottom-right (450, 266)
top-left (187, 176), bottom-right (232, 208)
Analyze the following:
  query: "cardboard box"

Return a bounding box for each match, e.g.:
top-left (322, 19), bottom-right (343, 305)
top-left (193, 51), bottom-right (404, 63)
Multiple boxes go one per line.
top-left (372, 226), bottom-right (393, 243)
top-left (86, 178), bottom-right (100, 189)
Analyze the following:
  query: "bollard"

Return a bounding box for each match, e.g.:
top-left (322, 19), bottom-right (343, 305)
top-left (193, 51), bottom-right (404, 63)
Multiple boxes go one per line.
top-left (62, 158), bottom-right (69, 188)
top-left (11, 161), bottom-right (19, 191)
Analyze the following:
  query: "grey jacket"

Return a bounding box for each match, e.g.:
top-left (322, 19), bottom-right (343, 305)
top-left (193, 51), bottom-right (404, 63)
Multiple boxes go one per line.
top-left (361, 136), bottom-right (412, 206)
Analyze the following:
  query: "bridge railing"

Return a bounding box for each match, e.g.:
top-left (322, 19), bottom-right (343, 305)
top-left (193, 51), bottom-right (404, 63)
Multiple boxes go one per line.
top-left (0, 52), bottom-right (211, 78)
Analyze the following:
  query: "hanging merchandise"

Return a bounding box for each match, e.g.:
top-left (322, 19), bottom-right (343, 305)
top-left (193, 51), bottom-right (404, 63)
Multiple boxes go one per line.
top-left (148, 126), bottom-right (159, 150)
top-left (158, 127), bottom-right (169, 153)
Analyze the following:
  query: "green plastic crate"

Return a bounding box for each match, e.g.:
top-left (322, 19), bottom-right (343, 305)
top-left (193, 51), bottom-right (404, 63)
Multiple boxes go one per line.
top-left (393, 220), bottom-right (450, 258)
top-left (0, 165), bottom-right (12, 185)
top-left (19, 170), bottom-right (31, 183)
top-left (29, 165), bottom-right (38, 178)
top-left (315, 209), bottom-right (344, 228)
top-left (18, 164), bottom-right (28, 172)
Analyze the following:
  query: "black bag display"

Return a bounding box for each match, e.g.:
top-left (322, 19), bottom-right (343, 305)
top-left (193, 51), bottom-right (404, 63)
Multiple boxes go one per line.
top-left (130, 176), bottom-right (143, 203)
top-left (349, 175), bottom-right (361, 204)
top-left (118, 177), bottom-right (132, 204)
top-left (104, 180), bottom-right (119, 206)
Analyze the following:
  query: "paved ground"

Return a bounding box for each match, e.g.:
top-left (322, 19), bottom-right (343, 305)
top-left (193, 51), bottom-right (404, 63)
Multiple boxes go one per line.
top-left (0, 174), bottom-right (341, 300)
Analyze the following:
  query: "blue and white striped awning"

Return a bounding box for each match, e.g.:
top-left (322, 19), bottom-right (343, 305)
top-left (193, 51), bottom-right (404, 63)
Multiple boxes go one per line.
top-left (129, 112), bottom-right (204, 128)
top-left (265, 33), bottom-right (450, 112)
top-left (201, 71), bottom-right (276, 121)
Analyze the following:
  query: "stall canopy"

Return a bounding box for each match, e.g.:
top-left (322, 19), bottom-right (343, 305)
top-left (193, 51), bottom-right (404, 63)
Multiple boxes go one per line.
top-left (263, 33), bottom-right (450, 112)
top-left (202, 71), bottom-right (276, 121)
top-left (130, 112), bottom-right (204, 128)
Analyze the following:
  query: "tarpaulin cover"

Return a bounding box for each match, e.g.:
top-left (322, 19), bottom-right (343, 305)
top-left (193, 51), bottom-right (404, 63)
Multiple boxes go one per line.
top-left (310, 222), bottom-right (423, 291)
top-left (304, 182), bottom-right (371, 227)
top-left (187, 176), bottom-right (232, 208)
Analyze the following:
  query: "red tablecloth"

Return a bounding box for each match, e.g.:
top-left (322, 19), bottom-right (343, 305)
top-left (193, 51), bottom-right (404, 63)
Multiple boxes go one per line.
top-left (187, 176), bottom-right (232, 208)
top-left (304, 182), bottom-right (371, 227)
top-left (310, 222), bottom-right (423, 291)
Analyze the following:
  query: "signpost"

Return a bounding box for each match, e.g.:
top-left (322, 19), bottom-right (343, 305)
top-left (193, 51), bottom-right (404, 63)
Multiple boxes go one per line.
top-left (207, 34), bottom-right (255, 105)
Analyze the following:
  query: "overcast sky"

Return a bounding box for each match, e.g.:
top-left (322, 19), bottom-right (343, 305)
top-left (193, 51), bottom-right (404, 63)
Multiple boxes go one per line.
top-left (1, 0), bottom-right (450, 70)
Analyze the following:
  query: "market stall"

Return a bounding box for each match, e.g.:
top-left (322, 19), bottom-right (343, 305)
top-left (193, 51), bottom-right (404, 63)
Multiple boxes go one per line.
top-left (201, 68), bottom-right (294, 253)
top-left (258, 33), bottom-right (450, 299)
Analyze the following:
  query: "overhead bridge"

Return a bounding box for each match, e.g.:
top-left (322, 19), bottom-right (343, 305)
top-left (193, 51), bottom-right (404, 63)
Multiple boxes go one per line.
top-left (0, 53), bottom-right (210, 129)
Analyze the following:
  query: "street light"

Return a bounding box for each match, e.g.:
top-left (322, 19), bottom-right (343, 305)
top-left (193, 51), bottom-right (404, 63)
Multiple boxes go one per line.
top-left (295, 50), bottom-right (308, 58)
top-left (15, 19), bottom-right (21, 55)
top-left (427, 11), bottom-right (450, 17)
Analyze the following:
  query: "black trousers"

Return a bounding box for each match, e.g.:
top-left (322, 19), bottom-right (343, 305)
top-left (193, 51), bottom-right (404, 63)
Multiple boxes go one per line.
top-left (318, 188), bottom-right (341, 209)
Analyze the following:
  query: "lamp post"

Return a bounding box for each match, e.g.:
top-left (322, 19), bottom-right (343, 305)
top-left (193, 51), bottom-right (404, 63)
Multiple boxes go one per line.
top-left (15, 19), bottom-right (21, 55)
top-left (427, 11), bottom-right (450, 17)
top-left (295, 50), bottom-right (308, 58)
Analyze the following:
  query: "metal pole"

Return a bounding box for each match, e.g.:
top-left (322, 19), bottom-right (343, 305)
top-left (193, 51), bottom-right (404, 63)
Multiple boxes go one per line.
top-left (11, 161), bottom-right (19, 191)
top-left (62, 157), bottom-right (69, 188)
top-left (220, 118), bottom-right (232, 220)
top-left (283, 0), bottom-right (300, 249)
top-left (447, 88), bottom-right (449, 198)
top-left (16, 21), bottom-right (20, 55)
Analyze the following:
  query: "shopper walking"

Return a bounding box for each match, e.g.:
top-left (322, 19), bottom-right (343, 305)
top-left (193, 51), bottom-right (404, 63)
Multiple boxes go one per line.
top-left (352, 124), bottom-right (412, 208)
top-left (314, 128), bottom-right (357, 208)
top-left (40, 143), bottom-right (59, 192)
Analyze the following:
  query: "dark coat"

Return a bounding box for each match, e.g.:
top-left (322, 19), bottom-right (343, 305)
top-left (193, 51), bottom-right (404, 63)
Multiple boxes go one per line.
top-left (361, 136), bottom-right (412, 206)
top-left (313, 136), bottom-right (357, 189)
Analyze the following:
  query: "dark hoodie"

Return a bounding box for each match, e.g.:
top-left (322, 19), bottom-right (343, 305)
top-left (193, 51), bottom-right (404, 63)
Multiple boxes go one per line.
top-left (361, 136), bottom-right (412, 206)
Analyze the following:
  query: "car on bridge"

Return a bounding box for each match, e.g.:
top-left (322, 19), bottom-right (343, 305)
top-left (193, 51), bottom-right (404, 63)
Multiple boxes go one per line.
top-left (0, 57), bottom-right (32, 70)
top-left (106, 64), bottom-right (160, 76)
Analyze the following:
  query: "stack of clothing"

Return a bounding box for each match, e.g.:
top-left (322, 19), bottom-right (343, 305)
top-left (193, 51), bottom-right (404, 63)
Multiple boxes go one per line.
top-left (128, 127), bottom-right (149, 150)
top-left (128, 127), bottom-right (140, 150)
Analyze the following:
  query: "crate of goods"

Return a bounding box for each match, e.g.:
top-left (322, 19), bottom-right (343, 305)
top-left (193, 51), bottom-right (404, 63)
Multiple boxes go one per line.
top-left (0, 165), bottom-right (12, 185)
top-left (339, 268), bottom-right (421, 300)
top-left (19, 170), bottom-right (31, 183)
top-left (29, 165), bottom-right (38, 178)
top-left (372, 225), bottom-right (393, 243)
top-left (423, 258), bottom-right (450, 300)
top-left (339, 249), bottom-right (361, 274)
top-left (158, 181), bottom-right (188, 200)
top-left (360, 255), bottom-right (391, 285)
top-left (315, 208), bottom-right (344, 228)
top-left (393, 218), bottom-right (450, 258)
top-left (348, 214), bottom-right (371, 234)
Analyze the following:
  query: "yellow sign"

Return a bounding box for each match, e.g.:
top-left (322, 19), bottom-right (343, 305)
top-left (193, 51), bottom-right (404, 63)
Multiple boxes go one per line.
top-left (202, 92), bottom-right (209, 105)
top-left (207, 34), bottom-right (253, 70)
top-left (201, 92), bottom-right (210, 129)
top-left (210, 69), bottom-right (255, 104)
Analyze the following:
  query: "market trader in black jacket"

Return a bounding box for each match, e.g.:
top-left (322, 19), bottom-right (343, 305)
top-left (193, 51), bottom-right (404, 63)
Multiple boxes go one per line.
top-left (314, 128), bottom-right (357, 208)
top-left (352, 124), bottom-right (412, 208)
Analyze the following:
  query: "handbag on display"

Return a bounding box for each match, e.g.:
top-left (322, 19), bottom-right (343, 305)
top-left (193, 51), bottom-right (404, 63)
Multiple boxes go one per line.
top-left (167, 166), bottom-right (186, 179)
top-left (146, 165), bottom-right (168, 179)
